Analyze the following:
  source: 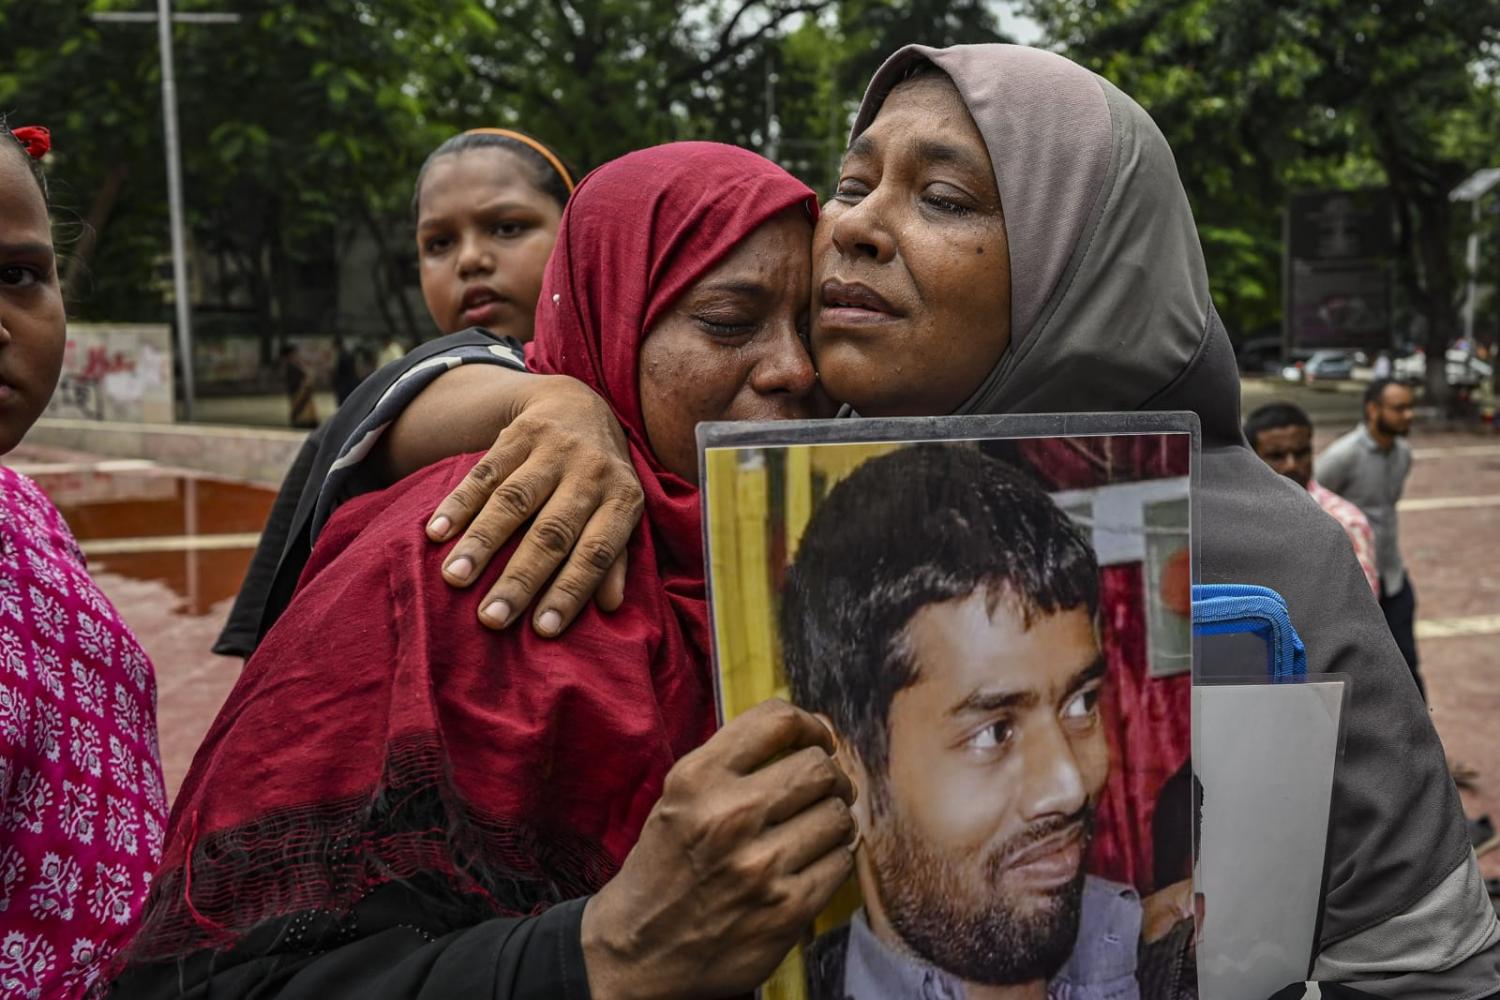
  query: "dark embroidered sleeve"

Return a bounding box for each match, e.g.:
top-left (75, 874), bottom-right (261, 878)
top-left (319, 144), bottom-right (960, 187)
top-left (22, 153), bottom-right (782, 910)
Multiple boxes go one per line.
top-left (1137, 916), bottom-right (1196, 999)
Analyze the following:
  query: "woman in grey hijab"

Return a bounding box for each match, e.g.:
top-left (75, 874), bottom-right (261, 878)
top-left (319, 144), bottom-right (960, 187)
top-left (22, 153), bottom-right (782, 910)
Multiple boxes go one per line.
top-left (812, 43), bottom-right (1498, 997)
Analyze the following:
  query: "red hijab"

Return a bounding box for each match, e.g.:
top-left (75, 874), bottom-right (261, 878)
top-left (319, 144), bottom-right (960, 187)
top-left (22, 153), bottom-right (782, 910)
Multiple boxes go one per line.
top-left (132, 144), bottom-right (817, 960)
top-left (529, 141), bottom-right (819, 658)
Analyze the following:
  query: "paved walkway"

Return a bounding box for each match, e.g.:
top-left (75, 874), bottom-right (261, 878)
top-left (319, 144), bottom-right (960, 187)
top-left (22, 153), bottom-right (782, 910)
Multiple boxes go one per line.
top-left (1374, 431), bottom-right (1500, 873)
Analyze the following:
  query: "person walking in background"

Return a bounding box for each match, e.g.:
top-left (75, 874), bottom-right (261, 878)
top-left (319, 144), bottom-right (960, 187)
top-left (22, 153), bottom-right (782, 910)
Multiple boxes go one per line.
top-left (1372, 351), bottom-right (1392, 381)
top-left (1244, 402), bottom-right (1378, 595)
top-left (1316, 379), bottom-right (1420, 694)
top-left (279, 344), bottom-right (319, 430)
top-left (331, 334), bottom-right (361, 406)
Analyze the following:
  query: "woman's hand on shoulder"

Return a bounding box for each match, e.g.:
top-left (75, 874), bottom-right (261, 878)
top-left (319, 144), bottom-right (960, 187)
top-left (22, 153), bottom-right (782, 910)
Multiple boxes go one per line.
top-left (424, 373), bottom-right (644, 637)
top-left (581, 700), bottom-right (858, 1000)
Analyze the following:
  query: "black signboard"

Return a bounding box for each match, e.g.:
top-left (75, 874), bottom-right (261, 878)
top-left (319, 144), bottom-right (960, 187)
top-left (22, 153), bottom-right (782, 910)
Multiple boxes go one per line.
top-left (1284, 190), bottom-right (1395, 353)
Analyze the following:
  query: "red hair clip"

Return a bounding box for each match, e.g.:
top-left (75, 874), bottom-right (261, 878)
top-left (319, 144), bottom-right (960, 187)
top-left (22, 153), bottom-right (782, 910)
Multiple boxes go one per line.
top-left (11, 126), bottom-right (51, 160)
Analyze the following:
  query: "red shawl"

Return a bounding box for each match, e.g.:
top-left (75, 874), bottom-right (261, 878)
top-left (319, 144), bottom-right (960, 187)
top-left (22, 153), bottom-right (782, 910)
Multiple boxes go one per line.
top-left (132, 143), bottom-right (817, 959)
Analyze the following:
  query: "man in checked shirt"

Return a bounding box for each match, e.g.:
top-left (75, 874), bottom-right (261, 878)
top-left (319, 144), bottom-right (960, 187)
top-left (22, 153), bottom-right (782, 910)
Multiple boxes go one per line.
top-left (1243, 402), bottom-right (1380, 599)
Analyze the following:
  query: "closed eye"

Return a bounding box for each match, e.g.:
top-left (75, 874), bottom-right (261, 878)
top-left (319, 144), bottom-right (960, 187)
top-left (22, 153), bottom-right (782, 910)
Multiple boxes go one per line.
top-left (833, 177), bottom-right (870, 204)
top-left (694, 316), bottom-right (756, 337)
top-left (922, 182), bottom-right (977, 217)
top-left (923, 193), bottom-right (972, 216)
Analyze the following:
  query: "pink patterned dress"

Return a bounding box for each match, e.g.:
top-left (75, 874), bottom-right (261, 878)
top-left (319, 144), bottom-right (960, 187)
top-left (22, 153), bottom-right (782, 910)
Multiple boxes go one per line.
top-left (0, 467), bottom-right (165, 999)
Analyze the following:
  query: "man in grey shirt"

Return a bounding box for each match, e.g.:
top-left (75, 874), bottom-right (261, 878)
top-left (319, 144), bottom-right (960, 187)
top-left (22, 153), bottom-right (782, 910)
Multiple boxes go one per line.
top-left (1315, 378), bottom-right (1420, 695)
top-left (780, 446), bottom-right (1194, 1000)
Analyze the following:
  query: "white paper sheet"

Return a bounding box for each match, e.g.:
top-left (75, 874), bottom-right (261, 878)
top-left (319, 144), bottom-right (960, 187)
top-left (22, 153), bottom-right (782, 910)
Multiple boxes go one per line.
top-left (1193, 681), bottom-right (1345, 1000)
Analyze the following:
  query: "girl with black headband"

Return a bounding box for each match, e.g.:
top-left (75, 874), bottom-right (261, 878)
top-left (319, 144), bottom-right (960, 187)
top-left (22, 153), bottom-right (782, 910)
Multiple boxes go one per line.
top-left (214, 128), bottom-right (583, 658)
top-left (412, 128), bottom-right (575, 346)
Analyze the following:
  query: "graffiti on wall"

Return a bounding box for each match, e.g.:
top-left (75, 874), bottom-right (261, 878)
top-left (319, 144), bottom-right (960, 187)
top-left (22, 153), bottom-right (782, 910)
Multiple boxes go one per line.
top-left (44, 324), bottom-right (174, 424)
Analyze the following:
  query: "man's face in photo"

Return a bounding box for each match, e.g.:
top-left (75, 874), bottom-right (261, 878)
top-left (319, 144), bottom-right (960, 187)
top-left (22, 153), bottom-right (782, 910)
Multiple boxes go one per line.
top-left (860, 590), bottom-right (1108, 986)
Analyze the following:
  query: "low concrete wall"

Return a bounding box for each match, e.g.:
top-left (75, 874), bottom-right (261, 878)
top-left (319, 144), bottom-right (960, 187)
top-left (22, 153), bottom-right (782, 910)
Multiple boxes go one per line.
top-left (27, 418), bottom-right (306, 488)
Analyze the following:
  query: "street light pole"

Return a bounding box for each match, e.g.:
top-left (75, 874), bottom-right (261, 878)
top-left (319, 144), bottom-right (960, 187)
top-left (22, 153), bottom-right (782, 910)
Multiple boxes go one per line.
top-left (155, 0), bottom-right (195, 421)
top-left (92, 5), bottom-right (240, 423)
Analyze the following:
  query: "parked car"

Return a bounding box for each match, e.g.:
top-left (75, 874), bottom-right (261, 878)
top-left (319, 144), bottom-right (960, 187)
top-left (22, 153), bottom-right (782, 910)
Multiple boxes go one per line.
top-left (1393, 349), bottom-right (1425, 384)
top-left (1393, 348), bottom-right (1493, 387)
top-left (1283, 350), bottom-right (1354, 383)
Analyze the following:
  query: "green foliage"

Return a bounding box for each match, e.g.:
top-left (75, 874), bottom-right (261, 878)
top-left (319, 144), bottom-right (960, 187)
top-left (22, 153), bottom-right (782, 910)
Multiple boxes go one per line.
top-left (1024, 0), bottom-right (1500, 381)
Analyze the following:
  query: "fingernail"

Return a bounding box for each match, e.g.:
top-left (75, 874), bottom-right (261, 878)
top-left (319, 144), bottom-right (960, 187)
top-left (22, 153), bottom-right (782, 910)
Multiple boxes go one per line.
top-left (537, 609), bottom-right (562, 636)
top-left (482, 600), bottom-right (511, 627)
top-left (429, 515), bottom-right (452, 539)
top-left (447, 556), bottom-right (474, 582)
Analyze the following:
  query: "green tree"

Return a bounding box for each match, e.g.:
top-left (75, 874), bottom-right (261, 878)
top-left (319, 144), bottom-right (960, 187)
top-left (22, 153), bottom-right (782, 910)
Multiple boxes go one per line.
top-left (3, 0), bottom-right (468, 350)
top-left (1025, 0), bottom-right (1500, 402)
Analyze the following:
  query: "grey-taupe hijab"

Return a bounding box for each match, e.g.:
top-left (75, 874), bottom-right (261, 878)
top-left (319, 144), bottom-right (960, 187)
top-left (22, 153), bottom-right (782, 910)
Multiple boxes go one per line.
top-left (853, 43), bottom-right (1211, 430)
top-left (851, 44), bottom-right (1487, 973)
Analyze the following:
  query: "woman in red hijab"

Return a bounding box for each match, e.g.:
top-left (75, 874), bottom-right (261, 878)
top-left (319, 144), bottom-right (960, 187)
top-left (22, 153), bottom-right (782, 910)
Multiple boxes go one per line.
top-left (111, 143), bottom-right (856, 999)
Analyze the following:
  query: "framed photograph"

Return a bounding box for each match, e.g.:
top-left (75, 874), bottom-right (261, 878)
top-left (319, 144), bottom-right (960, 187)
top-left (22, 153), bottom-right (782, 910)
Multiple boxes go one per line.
top-left (699, 413), bottom-right (1200, 1000)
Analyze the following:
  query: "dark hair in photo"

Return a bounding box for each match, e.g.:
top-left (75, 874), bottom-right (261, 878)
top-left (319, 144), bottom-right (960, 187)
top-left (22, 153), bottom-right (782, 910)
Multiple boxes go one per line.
top-left (1364, 377), bottom-right (1404, 409)
top-left (1242, 402), bottom-right (1311, 449)
top-left (780, 443), bottom-right (1100, 781)
top-left (0, 112), bottom-right (48, 200)
top-left (411, 130), bottom-right (573, 219)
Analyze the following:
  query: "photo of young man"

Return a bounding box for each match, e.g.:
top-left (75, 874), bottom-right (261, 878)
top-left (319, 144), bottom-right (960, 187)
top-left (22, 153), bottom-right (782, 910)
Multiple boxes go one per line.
top-left (779, 444), bottom-right (1195, 1000)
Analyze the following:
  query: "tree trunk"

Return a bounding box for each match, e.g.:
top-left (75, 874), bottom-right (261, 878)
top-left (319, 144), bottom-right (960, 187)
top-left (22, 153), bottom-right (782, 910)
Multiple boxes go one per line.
top-left (1412, 193), bottom-right (1458, 410)
top-left (358, 205), bottom-right (423, 344)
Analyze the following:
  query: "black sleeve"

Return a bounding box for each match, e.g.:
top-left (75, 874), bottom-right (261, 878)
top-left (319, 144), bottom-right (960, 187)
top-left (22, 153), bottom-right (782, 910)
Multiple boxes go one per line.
top-left (218, 329), bottom-right (524, 655)
top-left (109, 896), bottom-right (592, 1000)
top-left (1136, 917), bottom-right (1195, 999)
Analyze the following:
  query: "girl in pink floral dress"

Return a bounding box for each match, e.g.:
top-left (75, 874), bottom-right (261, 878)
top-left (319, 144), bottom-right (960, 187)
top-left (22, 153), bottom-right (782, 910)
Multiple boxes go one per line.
top-left (0, 120), bottom-right (166, 998)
